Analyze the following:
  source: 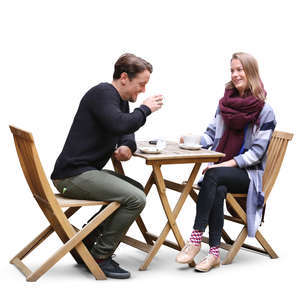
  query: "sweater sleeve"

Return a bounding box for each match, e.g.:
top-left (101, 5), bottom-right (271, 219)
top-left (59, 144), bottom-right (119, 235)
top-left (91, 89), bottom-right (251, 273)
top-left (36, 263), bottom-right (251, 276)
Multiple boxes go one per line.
top-left (118, 133), bottom-right (137, 153)
top-left (200, 108), bottom-right (218, 148)
top-left (90, 88), bottom-right (151, 135)
top-left (234, 104), bottom-right (276, 168)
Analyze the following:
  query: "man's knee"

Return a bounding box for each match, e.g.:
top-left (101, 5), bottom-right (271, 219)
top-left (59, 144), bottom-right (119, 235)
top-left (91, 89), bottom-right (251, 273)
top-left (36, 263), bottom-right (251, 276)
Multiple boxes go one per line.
top-left (136, 190), bottom-right (146, 210)
top-left (124, 188), bottom-right (146, 212)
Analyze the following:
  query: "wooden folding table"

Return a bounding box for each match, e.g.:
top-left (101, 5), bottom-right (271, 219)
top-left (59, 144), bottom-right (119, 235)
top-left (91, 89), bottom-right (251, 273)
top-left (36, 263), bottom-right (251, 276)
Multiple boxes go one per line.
top-left (112, 141), bottom-right (224, 270)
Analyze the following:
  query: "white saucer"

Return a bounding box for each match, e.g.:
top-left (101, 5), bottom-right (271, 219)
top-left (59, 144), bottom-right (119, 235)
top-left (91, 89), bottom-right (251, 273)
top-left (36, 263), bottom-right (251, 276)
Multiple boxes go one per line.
top-left (179, 143), bottom-right (202, 150)
top-left (139, 146), bottom-right (162, 154)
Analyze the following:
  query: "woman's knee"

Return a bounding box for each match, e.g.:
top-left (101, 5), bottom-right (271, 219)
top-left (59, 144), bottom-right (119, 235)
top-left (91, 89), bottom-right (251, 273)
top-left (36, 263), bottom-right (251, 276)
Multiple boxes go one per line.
top-left (204, 167), bottom-right (236, 186)
top-left (205, 167), bottom-right (224, 180)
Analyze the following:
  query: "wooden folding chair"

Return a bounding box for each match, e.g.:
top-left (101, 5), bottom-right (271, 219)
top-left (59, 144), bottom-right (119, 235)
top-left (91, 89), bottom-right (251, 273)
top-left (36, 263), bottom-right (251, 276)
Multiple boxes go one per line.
top-left (9, 126), bottom-right (120, 281)
top-left (189, 130), bottom-right (293, 264)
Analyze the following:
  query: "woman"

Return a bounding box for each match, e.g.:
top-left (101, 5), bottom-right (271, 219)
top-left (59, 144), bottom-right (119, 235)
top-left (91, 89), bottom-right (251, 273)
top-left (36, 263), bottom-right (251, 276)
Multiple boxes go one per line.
top-left (176, 52), bottom-right (276, 272)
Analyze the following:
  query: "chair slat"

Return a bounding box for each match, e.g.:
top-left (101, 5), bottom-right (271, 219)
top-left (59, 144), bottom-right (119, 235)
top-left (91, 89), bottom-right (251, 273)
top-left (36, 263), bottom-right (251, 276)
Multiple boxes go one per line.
top-left (55, 194), bottom-right (109, 207)
top-left (13, 137), bottom-right (35, 193)
top-left (272, 131), bottom-right (293, 140)
top-left (266, 137), bottom-right (283, 178)
top-left (262, 131), bottom-right (292, 203)
top-left (10, 126), bottom-right (34, 142)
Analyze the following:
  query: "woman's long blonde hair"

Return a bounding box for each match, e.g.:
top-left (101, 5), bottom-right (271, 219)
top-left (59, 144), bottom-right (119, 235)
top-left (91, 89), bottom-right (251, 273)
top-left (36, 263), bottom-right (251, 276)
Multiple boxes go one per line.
top-left (226, 52), bottom-right (266, 101)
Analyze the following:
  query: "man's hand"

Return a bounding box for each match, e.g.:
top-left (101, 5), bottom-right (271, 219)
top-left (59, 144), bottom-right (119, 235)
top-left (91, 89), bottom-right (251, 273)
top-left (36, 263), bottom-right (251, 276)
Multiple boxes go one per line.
top-left (143, 94), bottom-right (163, 112)
top-left (114, 146), bottom-right (132, 161)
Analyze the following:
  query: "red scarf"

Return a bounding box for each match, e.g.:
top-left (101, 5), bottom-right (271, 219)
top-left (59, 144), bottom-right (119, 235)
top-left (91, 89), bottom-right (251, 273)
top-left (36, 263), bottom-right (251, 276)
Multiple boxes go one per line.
top-left (216, 88), bottom-right (265, 163)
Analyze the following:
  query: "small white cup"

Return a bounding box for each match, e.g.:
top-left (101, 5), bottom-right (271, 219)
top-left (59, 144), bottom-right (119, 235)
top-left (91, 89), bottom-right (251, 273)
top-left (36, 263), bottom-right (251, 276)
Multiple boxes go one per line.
top-left (182, 134), bottom-right (200, 146)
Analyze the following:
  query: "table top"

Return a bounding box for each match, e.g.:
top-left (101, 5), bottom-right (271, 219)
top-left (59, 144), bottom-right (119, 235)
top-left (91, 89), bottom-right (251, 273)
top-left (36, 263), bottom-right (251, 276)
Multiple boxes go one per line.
top-left (134, 141), bottom-right (225, 163)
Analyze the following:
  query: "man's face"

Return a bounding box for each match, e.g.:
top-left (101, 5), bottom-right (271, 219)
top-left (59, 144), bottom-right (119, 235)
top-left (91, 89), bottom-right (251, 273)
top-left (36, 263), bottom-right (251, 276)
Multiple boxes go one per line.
top-left (121, 70), bottom-right (150, 102)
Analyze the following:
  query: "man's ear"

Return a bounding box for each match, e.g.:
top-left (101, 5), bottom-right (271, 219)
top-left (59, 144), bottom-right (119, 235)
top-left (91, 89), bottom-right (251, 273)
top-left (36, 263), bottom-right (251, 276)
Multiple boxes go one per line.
top-left (120, 72), bottom-right (129, 85)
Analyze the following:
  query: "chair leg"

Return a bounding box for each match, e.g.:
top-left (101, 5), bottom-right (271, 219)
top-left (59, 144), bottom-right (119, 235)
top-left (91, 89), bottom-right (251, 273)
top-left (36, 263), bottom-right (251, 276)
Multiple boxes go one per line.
top-left (26, 240), bottom-right (105, 281)
top-left (221, 229), bottom-right (234, 245)
top-left (189, 189), bottom-right (198, 203)
top-left (10, 225), bottom-right (54, 263)
top-left (10, 257), bottom-right (33, 278)
top-left (10, 208), bottom-right (81, 276)
top-left (255, 230), bottom-right (279, 259)
top-left (222, 226), bottom-right (248, 265)
top-left (26, 216), bottom-right (108, 281)
top-left (26, 202), bottom-right (120, 281)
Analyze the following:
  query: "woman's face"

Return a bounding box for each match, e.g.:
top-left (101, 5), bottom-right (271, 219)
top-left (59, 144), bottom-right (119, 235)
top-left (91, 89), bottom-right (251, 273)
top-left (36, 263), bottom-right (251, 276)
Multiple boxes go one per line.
top-left (231, 59), bottom-right (248, 96)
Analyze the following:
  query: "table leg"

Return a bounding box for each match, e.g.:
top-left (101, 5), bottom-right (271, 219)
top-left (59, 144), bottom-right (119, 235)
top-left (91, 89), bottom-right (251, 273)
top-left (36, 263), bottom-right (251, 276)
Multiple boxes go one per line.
top-left (144, 171), bottom-right (155, 194)
top-left (139, 163), bottom-right (201, 270)
top-left (152, 164), bottom-right (185, 248)
top-left (111, 157), bottom-right (154, 246)
top-left (133, 171), bottom-right (156, 245)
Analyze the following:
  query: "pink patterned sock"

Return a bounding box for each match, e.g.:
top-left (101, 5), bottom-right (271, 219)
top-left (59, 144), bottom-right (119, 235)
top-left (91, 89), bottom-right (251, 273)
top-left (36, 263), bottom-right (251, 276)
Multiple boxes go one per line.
top-left (189, 230), bottom-right (203, 246)
top-left (209, 246), bottom-right (220, 258)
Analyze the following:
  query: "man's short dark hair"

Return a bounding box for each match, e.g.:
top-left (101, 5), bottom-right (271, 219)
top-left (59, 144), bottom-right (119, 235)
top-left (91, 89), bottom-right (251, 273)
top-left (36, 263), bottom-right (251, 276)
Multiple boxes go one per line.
top-left (113, 53), bottom-right (153, 80)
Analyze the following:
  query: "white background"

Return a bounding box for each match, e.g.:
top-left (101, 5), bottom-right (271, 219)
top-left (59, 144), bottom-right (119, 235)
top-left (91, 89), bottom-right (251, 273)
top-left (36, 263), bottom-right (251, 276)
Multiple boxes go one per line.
top-left (1, 0), bottom-right (299, 298)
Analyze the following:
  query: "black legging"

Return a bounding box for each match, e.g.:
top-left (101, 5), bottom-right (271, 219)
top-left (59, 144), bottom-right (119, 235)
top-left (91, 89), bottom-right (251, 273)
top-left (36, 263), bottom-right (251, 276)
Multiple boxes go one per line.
top-left (193, 167), bottom-right (250, 247)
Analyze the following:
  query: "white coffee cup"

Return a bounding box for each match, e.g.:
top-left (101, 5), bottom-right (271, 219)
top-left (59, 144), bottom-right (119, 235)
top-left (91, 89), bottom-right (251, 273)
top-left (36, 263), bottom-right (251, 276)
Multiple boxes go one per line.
top-left (182, 134), bottom-right (200, 146)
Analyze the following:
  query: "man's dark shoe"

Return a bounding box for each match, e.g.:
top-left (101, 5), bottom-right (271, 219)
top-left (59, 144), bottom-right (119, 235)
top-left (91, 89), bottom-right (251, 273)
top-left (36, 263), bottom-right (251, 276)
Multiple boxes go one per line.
top-left (97, 257), bottom-right (131, 279)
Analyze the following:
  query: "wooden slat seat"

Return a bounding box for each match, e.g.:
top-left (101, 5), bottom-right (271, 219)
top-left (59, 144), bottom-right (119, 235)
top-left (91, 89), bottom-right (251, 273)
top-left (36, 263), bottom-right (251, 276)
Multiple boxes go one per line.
top-left (55, 194), bottom-right (109, 207)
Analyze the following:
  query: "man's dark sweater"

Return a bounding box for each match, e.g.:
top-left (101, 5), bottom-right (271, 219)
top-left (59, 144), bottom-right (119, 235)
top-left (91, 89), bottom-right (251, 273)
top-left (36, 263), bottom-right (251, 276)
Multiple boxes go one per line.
top-left (51, 83), bottom-right (151, 180)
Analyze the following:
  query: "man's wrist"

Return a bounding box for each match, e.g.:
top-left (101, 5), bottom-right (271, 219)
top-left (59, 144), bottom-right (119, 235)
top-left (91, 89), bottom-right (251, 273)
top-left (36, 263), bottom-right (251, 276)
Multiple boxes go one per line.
top-left (119, 141), bottom-right (136, 154)
top-left (139, 104), bottom-right (152, 116)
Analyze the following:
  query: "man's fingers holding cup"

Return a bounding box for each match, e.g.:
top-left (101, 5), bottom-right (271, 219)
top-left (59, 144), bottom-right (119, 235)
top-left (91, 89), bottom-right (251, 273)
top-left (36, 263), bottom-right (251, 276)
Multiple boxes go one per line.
top-left (154, 95), bottom-right (163, 102)
top-left (143, 94), bottom-right (164, 112)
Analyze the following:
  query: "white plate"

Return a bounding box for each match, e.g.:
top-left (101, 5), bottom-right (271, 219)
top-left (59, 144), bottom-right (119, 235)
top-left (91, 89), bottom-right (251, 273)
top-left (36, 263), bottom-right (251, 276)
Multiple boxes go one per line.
top-left (179, 143), bottom-right (202, 150)
top-left (139, 146), bottom-right (162, 154)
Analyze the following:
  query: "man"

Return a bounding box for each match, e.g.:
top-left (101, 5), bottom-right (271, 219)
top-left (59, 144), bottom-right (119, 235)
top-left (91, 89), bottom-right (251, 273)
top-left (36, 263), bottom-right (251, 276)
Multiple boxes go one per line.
top-left (51, 53), bottom-right (163, 279)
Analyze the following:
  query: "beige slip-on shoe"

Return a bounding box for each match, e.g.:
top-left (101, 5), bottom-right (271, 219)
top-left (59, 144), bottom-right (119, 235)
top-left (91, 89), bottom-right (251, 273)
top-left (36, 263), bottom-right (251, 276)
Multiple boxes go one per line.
top-left (176, 241), bottom-right (201, 264)
top-left (195, 254), bottom-right (220, 272)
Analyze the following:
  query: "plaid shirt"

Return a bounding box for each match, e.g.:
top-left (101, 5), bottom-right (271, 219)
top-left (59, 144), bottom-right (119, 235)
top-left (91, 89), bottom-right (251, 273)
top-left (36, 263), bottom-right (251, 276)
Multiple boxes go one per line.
top-left (200, 102), bottom-right (276, 237)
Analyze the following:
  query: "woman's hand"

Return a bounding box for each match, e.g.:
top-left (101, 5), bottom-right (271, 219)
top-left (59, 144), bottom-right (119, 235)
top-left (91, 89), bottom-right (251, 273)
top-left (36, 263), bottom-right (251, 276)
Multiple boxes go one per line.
top-left (202, 159), bottom-right (237, 174)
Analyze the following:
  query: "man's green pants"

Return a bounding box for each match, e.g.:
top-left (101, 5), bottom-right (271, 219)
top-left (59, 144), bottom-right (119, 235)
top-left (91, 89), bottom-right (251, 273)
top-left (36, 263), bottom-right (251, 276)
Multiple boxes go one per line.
top-left (53, 169), bottom-right (146, 259)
